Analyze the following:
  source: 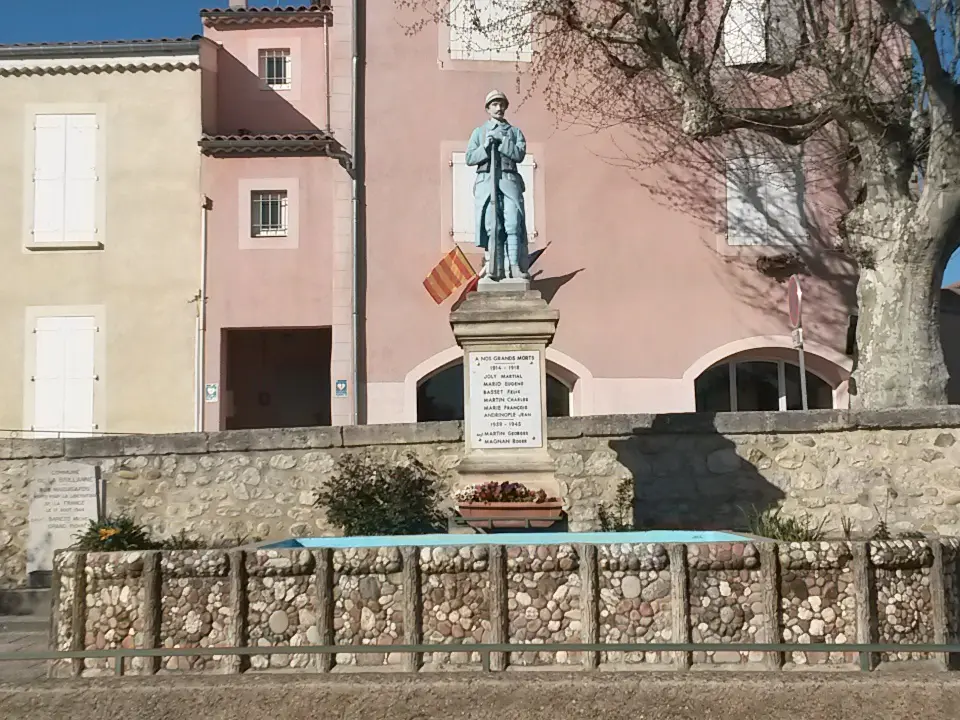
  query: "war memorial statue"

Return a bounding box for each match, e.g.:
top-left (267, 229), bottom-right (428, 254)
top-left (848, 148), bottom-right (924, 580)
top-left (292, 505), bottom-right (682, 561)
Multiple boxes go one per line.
top-left (466, 90), bottom-right (530, 283)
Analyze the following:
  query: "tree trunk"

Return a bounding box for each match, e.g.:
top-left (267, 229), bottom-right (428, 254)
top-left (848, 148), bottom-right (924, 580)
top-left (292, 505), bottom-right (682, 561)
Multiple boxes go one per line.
top-left (850, 226), bottom-right (949, 409)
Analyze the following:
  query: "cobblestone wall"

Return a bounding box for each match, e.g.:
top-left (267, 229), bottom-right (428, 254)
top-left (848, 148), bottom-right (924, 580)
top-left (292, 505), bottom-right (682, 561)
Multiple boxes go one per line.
top-left (49, 538), bottom-right (960, 677)
top-left (159, 550), bottom-right (229, 673)
top-left (778, 542), bottom-right (856, 666)
top-left (6, 408), bottom-right (960, 589)
top-left (420, 546), bottom-right (490, 667)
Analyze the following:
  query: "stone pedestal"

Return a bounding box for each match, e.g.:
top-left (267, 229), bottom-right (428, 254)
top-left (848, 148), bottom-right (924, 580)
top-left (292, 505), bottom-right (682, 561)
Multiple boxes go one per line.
top-left (449, 285), bottom-right (560, 498)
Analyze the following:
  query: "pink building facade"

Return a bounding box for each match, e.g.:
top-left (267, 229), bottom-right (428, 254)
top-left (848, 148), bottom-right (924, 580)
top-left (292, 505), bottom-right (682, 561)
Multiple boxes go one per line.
top-left (361, 4), bottom-right (858, 424)
top-left (191, 2), bottom-right (955, 430)
top-left (198, 2), bottom-right (358, 430)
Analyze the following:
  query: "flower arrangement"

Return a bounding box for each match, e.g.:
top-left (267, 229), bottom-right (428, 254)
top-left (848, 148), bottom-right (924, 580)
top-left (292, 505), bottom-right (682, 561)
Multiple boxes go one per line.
top-left (455, 481), bottom-right (563, 529)
top-left (455, 481), bottom-right (558, 505)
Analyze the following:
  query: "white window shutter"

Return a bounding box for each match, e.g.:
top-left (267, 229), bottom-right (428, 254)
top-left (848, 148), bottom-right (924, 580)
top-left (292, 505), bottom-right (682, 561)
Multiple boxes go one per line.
top-left (449, 0), bottom-right (485, 59)
top-left (449, 0), bottom-right (531, 61)
top-left (451, 152), bottom-right (475, 244)
top-left (61, 316), bottom-right (97, 435)
top-left (485, 0), bottom-right (533, 62)
top-left (63, 115), bottom-right (98, 244)
top-left (33, 317), bottom-right (66, 437)
top-left (763, 155), bottom-right (806, 245)
top-left (32, 316), bottom-right (96, 438)
top-left (725, 157), bottom-right (766, 246)
top-left (32, 115), bottom-right (67, 244)
top-left (518, 155), bottom-right (536, 239)
top-left (723, 0), bottom-right (767, 65)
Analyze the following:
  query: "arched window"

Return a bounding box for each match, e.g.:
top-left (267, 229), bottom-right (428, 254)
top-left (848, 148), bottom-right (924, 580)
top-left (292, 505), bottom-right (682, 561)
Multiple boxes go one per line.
top-left (695, 359), bottom-right (833, 412)
top-left (417, 361), bottom-right (571, 421)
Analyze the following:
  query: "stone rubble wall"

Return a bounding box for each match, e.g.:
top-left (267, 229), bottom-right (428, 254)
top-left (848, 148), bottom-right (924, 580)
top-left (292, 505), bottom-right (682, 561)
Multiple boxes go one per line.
top-left (159, 550), bottom-right (230, 673)
top-left (49, 538), bottom-right (960, 677)
top-left (778, 541), bottom-right (856, 666)
top-left (6, 408), bottom-right (960, 589)
top-left (420, 546), bottom-right (490, 667)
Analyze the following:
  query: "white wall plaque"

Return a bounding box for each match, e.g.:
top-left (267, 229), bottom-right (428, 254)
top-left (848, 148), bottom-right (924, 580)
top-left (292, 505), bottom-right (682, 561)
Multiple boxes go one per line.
top-left (468, 350), bottom-right (543, 449)
top-left (27, 462), bottom-right (98, 574)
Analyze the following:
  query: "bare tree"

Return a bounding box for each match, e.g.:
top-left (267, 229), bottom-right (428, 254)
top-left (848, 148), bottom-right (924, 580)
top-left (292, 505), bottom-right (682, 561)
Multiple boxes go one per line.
top-left (397, 0), bottom-right (960, 408)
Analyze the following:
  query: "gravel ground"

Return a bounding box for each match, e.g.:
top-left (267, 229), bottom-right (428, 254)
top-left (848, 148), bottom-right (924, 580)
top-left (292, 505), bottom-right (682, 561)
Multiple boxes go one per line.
top-left (1, 670), bottom-right (959, 720)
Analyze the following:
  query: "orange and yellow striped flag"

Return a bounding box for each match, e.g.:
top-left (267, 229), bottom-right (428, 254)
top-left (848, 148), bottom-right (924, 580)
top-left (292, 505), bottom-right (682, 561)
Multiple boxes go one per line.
top-left (423, 247), bottom-right (476, 304)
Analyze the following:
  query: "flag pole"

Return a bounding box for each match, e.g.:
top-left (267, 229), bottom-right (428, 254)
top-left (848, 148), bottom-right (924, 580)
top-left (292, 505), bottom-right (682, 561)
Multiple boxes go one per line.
top-left (490, 140), bottom-right (502, 280)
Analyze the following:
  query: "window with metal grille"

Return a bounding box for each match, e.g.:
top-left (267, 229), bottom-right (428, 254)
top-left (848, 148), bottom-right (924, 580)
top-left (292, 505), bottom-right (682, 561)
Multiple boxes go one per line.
top-left (251, 191), bottom-right (288, 237)
top-left (258, 48), bottom-right (292, 89)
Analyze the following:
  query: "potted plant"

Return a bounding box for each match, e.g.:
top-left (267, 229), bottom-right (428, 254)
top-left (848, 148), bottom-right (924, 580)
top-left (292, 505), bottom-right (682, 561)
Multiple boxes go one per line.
top-left (454, 481), bottom-right (564, 530)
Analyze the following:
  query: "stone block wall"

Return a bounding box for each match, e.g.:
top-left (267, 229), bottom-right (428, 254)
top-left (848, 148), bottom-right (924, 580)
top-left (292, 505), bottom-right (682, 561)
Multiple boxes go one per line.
top-left (49, 538), bottom-right (960, 677)
top-left (7, 407), bottom-right (960, 589)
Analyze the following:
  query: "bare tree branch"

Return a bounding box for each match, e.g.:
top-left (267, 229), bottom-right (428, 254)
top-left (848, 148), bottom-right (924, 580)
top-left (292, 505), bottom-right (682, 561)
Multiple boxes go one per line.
top-left (873, 0), bottom-right (953, 106)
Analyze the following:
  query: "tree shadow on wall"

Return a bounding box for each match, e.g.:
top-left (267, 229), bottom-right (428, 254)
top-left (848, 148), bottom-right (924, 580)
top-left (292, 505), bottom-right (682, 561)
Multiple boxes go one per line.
top-left (609, 413), bottom-right (785, 532)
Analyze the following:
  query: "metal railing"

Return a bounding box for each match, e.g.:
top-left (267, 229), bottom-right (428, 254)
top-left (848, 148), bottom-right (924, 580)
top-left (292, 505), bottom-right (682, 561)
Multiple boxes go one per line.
top-left (1, 641), bottom-right (957, 677)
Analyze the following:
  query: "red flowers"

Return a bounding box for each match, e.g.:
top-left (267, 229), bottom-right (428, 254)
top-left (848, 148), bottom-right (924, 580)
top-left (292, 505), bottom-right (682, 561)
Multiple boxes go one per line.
top-left (455, 481), bottom-right (557, 504)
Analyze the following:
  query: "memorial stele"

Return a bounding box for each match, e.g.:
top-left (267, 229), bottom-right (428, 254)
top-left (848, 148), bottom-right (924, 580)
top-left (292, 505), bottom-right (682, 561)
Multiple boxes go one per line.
top-left (449, 90), bottom-right (561, 500)
top-left (27, 461), bottom-right (98, 578)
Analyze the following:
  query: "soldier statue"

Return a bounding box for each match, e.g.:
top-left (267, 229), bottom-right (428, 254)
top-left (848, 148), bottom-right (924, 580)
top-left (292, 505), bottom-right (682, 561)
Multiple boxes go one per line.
top-left (466, 90), bottom-right (530, 281)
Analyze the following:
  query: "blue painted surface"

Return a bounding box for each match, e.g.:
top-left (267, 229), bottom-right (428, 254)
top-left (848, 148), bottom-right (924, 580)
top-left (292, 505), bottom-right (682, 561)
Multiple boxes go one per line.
top-left (262, 530), bottom-right (751, 550)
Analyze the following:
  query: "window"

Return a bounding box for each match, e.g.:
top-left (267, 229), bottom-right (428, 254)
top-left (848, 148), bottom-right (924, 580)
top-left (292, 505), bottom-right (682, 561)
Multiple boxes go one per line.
top-left (723, 0), bottom-right (767, 65)
top-left (723, 0), bottom-right (803, 66)
top-left (450, 151), bottom-right (537, 245)
top-left (449, 0), bottom-right (533, 62)
top-left (32, 316), bottom-right (97, 438)
top-left (725, 154), bottom-right (806, 246)
top-left (695, 359), bottom-right (833, 412)
top-left (258, 48), bottom-right (292, 90)
top-left (251, 191), bottom-right (289, 237)
top-left (32, 114), bottom-right (98, 245)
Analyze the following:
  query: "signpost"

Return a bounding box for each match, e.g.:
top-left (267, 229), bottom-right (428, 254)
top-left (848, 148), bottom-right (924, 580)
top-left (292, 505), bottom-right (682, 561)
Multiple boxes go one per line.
top-left (787, 274), bottom-right (808, 410)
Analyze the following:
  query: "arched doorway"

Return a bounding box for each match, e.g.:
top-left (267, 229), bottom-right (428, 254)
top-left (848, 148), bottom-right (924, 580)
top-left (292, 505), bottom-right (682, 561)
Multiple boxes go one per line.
top-left (417, 361), bottom-right (572, 422)
top-left (694, 358), bottom-right (834, 412)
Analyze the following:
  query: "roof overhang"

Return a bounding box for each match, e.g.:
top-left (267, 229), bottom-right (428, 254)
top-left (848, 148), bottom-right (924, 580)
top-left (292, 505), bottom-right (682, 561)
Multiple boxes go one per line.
top-left (0, 38), bottom-right (204, 77)
top-left (198, 133), bottom-right (343, 158)
top-left (0, 37), bottom-right (202, 60)
top-left (200, 5), bottom-right (332, 28)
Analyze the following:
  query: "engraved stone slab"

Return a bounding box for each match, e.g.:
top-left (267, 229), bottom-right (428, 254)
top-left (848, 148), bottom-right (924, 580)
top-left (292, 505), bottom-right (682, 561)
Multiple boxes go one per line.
top-left (468, 350), bottom-right (542, 449)
top-left (27, 462), bottom-right (98, 574)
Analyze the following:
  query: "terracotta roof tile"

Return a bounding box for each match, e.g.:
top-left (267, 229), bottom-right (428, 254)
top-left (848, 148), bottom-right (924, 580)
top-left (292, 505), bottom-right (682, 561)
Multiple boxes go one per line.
top-left (201, 4), bottom-right (331, 26)
top-left (202, 132), bottom-right (334, 142)
top-left (0, 38), bottom-right (195, 49)
top-left (198, 132), bottom-right (344, 158)
top-left (199, 4), bottom-right (330, 13)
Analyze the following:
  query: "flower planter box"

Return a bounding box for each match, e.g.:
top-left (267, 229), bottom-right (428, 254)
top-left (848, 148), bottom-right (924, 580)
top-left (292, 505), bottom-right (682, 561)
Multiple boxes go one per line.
top-left (456, 501), bottom-right (565, 530)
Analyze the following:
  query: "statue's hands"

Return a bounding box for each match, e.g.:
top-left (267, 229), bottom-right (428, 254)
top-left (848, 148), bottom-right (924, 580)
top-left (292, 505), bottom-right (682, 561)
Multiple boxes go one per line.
top-left (485, 135), bottom-right (502, 148)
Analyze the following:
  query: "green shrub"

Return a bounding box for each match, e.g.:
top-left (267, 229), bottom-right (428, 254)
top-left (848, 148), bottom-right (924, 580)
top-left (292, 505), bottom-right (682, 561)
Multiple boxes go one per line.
top-left (314, 451), bottom-right (446, 536)
top-left (73, 515), bottom-right (156, 551)
top-left (209, 531), bottom-right (262, 548)
top-left (160, 529), bottom-right (204, 550)
top-left (598, 478), bottom-right (636, 532)
top-left (743, 506), bottom-right (827, 542)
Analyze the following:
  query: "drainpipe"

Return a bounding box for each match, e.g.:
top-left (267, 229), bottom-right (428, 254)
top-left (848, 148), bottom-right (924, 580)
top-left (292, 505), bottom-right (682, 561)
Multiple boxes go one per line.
top-left (350, 0), bottom-right (366, 423)
top-left (196, 195), bottom-right (211, 432)
top-left (324, 13), bottom-right (332, 133)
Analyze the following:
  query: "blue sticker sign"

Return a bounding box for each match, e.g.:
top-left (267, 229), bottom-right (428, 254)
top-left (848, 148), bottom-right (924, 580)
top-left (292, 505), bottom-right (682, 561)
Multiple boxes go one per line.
top-left (335, 379), bottom-right (348, 397)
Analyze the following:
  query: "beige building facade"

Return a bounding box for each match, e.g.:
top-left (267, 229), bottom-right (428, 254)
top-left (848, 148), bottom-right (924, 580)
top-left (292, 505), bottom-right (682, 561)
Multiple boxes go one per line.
top-left (0, 40), bottom-right (207, 436)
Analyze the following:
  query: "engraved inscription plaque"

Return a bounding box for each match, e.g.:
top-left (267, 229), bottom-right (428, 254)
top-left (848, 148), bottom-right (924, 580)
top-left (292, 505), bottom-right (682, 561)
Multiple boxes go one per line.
top-left (27, 462), bottom-right (98, 574)
top-left (468, 350), bottom-right (542, 449)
